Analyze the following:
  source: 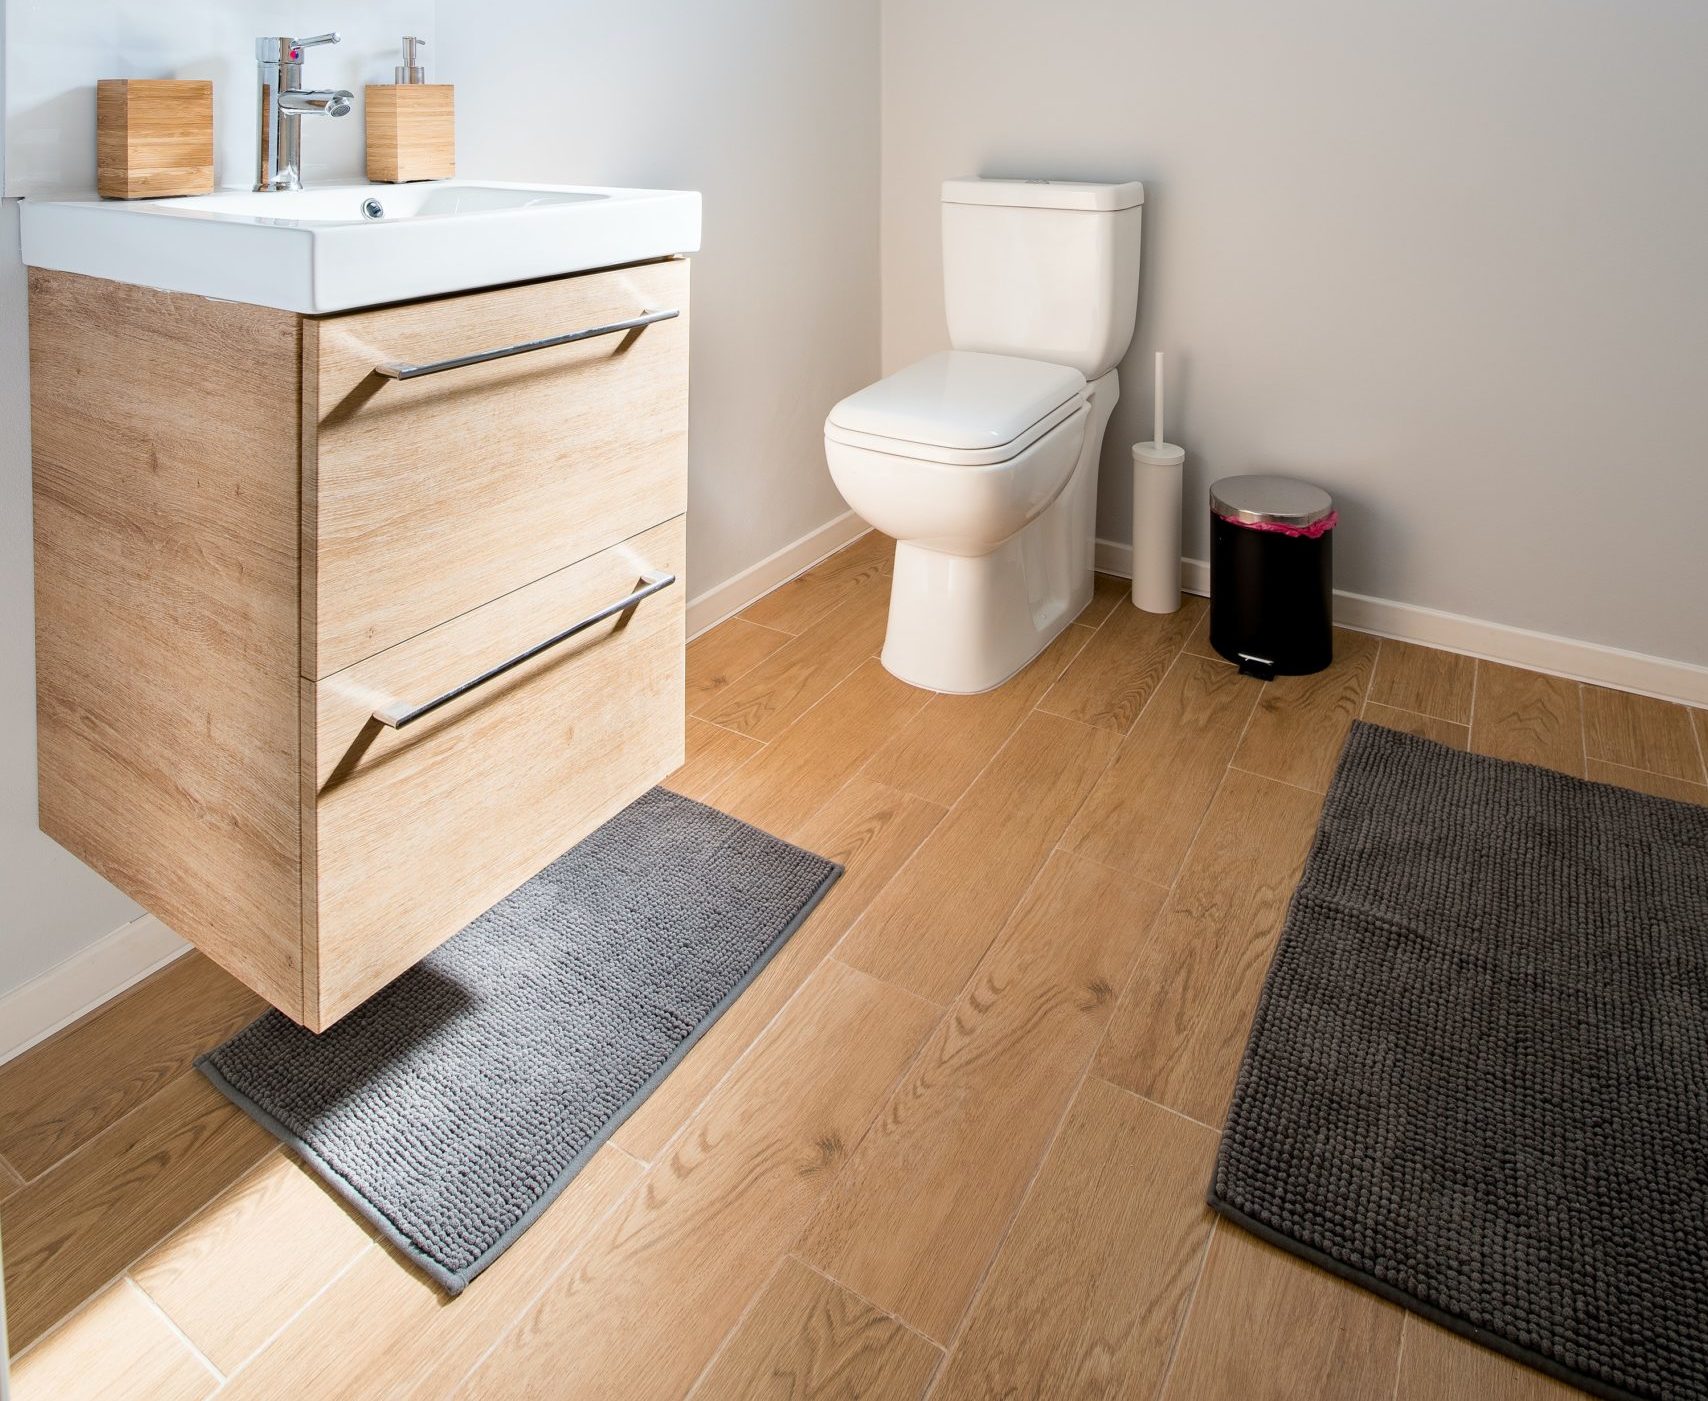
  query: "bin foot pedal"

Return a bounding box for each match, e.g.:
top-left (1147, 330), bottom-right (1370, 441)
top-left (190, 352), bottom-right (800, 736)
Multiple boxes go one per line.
top-left (1237, 653), bottom-right (1276, 681)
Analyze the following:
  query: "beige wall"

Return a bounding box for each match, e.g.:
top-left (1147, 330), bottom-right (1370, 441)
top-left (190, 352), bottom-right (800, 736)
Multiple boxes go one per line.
top-left (882, 0), bottom-right (1708, 665)
top-left (439, 0), bottom-right (881, 596)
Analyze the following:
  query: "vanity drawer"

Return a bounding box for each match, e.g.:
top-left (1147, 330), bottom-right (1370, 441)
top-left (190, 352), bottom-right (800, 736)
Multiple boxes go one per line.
top-left (305, 259), bottom-right (689, 678)
top-left (303, 515), bottom-right (685, 1028)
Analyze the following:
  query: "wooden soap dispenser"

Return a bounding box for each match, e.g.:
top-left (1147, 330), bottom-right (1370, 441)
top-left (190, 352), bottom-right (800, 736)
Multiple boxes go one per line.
top-left (366, 36), bottom-right (455, 182)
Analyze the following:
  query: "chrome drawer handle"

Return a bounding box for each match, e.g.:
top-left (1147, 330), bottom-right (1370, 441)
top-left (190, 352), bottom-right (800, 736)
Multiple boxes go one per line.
top-left (372, 572), bottom-right (676, 730)
top-left (374, 308), bottom-right (681, 381)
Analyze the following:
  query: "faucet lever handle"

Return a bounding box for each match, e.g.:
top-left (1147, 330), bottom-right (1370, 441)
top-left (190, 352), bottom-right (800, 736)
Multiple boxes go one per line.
top-left (295, 32), bottom-right (342, 49)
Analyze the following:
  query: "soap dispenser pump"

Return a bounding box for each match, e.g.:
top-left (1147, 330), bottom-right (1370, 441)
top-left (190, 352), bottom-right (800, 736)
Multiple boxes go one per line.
top-left (366, 36), bottom-right (455, 183)
top-left (395, 35), bottom-right (426, 84)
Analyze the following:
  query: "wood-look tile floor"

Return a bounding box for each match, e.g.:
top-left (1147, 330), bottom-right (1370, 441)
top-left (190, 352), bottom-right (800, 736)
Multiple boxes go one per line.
top-left (5, 529), bottom-right (1703, 1399)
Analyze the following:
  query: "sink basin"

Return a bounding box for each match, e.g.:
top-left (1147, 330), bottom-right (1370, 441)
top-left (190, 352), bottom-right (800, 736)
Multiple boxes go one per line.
top-left (19, 180), bottom-right (702, 314)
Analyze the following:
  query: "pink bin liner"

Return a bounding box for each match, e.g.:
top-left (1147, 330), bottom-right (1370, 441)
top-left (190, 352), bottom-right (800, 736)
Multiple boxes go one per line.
top-left (1215, 509), bottom-right (1338, 540)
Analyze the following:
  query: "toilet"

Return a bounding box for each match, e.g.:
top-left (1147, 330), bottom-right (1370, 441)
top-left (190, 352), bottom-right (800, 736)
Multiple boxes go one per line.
top-left (824, 176), bottom-right (1144, 693)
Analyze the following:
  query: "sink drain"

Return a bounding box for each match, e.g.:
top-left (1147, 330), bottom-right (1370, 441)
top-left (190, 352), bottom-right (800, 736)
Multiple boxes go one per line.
top-left (360, 197), bottom-right (386, 221)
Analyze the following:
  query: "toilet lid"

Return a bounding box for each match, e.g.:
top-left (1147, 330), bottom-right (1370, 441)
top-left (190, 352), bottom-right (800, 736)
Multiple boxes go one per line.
top-left (825, 351), bottom-right (1087, 466)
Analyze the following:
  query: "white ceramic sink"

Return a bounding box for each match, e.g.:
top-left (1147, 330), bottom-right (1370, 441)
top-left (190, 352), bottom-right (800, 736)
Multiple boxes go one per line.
top-left (19, 180), bottom-right (702, 314)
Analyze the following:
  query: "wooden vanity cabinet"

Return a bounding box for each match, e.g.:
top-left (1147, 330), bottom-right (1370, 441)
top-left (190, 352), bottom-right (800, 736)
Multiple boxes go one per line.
top-left (30, 260), bottom-right (689, 1029)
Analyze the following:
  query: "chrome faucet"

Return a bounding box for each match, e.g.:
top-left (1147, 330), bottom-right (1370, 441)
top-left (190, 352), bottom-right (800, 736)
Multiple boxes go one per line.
top-left (255, 32), bottom-right (354, 192)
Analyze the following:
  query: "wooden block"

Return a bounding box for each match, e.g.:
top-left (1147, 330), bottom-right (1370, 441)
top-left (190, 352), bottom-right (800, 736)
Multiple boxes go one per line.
top-left (365, 85), bottom-right (456, 183)
top-left (97, 79), bottom-right (213, 199)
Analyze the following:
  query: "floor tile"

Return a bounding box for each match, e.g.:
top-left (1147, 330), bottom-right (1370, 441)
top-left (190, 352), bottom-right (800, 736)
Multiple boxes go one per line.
top-left (613, 777), bottom-right (945, 1162)
top-left (1038, 596), bottom-right (1206, 734)
top-left (1393, 1316), bottom-right (1583, 1401)
top-left (10, 1279), bottom-right (215, 1401)
top-left (1586, 758), bottom-right (1708, 805)
top-left (131, 1151), bottom-right (373, 1374)
top-left (1582, 684), bottom-right (1706, 783)
top-left (699, 576), bottom-right (892, 741)
top-left (1062, 653), bottom-right (1262, 887)
top-left (708, 658), bottom-right (930, 840)
top-left (800, 852), bottom-right (1165, 1342)
top-left (218, 1145), bottom-right (642, 1399)
top-left (861, 623), bottom-right (1092, 807)
top-left (1231, 628), bottom-right (1378, 793)
top-left (1469, 663), bottom-right (1585, 776)
top-left (837, 712), bottom-right (1119, 1004)
top-left (934, 1078), bottom-right (1217, 1400)
top-left (1160, 1226), bottom-right (1403, 1400)
top-left (687, 618), bottom-right (794, 710)
top-left (739, 530), bottom-right (893, 636)
top-left (1094, 769), bottom-right (1323, 1126)
top-left (1361, 701), bottom-right (1470, 750)
top-left (691, 1257), bottom-right (940, 1400)
top-left (663, 718), bottom-right (765, 802)
top-left (2, 1073), bottom-right (274, 1352)
top-left (1368, 639), bottom-right (1476, 724)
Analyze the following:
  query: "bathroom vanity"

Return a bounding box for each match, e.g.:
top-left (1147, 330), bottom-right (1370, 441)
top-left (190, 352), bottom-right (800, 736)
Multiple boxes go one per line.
top-left (24, 182), bottom-right (700, 1028)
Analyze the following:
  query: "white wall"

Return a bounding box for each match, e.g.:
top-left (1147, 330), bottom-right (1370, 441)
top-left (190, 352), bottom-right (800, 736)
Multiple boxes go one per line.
top-left (4, 0), bottom-right (433, 195)
top-left (882, 0), bottom-right (1708, 666)
top-left (436, 0), bottom-right (880, 595)
top-left (0, 9), bottom-right (142, 1001)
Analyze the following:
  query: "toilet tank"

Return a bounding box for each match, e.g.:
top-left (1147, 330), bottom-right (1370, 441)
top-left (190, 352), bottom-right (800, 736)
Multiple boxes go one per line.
top-left (941, 177), bottom-right (1144, 380)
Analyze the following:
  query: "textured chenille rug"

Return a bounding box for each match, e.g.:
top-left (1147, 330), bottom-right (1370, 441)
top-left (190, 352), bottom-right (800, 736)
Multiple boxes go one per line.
top-left (1211, 722), bottom-right (1708, 1401)
top-left (199, 787), bottom-right (840, 1295)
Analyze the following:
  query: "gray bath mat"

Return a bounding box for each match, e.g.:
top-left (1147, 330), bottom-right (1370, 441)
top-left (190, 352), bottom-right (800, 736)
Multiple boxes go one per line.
top-left (199, 787), bottom-right (840, 1295)
top-left (1212, 722), bottom-right (1708, 1401)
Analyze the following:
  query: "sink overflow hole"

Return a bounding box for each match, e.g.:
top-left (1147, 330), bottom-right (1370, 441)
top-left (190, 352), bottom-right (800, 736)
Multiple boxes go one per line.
top-left (361, 198), bottom-right (386, 221)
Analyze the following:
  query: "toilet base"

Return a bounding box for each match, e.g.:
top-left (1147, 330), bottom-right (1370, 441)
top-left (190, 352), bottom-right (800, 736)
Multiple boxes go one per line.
top-left (878, 369), bottom-right (1119, 694)
top-left (880, 537), bottom-right (1086, 694)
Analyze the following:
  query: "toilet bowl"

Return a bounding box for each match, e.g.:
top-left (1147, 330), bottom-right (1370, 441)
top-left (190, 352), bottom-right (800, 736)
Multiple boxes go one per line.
top-left (824, 176), bottom-right (1144, 694)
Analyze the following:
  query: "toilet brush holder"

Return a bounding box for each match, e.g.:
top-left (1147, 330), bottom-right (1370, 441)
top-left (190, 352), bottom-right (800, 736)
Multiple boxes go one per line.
top-left (1131, 441), bottom-right (1186, 613)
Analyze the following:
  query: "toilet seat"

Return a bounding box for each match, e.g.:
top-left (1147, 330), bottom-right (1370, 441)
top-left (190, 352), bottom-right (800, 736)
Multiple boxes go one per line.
top-left (825, 350), bottom-right (1087, 466)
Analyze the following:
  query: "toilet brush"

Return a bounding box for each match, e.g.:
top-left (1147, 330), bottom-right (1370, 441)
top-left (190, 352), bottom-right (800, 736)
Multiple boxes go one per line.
top-left (1132, 350), bottom-right (1186, 613)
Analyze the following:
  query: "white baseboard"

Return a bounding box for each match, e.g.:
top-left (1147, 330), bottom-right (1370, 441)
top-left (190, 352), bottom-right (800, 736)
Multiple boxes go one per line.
top-left (1094, 537), bottom-right (1708, 708)
top-left (0, 914), bottom-right (189, 1065)
top-left (686, 510), bottom-right (872, 638)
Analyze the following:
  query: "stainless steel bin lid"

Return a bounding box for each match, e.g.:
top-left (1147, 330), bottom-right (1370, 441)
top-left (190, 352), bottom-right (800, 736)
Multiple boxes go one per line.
top-left (1210, 474), bottom-right (1335, 528)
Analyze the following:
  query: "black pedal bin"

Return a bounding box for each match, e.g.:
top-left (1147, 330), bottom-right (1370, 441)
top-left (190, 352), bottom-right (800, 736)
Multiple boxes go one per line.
top-left (1208, 476), bottom-right (1335, 679)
